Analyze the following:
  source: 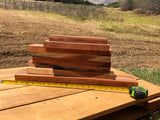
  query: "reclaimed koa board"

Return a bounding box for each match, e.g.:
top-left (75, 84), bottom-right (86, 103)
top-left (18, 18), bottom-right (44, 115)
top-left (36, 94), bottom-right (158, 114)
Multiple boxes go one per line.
top-left (15, 69), bottom-right (138, 87)
top-left (29, 59), bottom-right (110, 73)
top-left (28, 44), bottom-right (112, 56)
top-left (16, 35), bottom-right (134, 86)
top-left (44, 40), bottom-right (110, 52)
top-left (32, 52), bottom-right (111, 62)
top-left (28, 61), bottom-right (115, 79)
top-left (49, 35), bottom-right (108, 44)
top-left (32, 56), bottom-right (111, 68)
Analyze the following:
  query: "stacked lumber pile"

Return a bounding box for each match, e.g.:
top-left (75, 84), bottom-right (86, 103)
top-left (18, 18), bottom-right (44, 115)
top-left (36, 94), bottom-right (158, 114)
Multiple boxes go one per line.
top-left (15, 35), bottom-right (138, 87)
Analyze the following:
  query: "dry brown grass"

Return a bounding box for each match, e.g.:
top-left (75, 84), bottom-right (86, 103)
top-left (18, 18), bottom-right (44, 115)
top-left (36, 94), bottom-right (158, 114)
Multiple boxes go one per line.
top-left (0, 8), bottom-right (160, 69)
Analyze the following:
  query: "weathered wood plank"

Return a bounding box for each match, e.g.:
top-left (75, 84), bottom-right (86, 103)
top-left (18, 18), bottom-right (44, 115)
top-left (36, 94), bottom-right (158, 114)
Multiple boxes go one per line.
top-left (44, 40), bottom-right (110, 52)
top-left (94, 105), bottom-right (150, 120)
top-left (15, 69), bottom-right (138, 87)
top-left (0, 80), bottom-right (159, 120)
top-left (0, 67), bottom-right (26, 90)
top-left (0, 86), bottom-right (85, 111)
top-left (0, 67), bottom-right (26, 79)
top-left (28, 44), bottom-right (112, 56)
top-left (0, 84), bottom-right (25, 91)
top-left (49, 35), bottom-right (108, 44)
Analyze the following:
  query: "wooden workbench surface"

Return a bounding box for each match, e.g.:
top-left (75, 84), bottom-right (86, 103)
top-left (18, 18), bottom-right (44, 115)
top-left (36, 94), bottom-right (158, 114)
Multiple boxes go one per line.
top-left (0, 67), bottom-right (160, 120)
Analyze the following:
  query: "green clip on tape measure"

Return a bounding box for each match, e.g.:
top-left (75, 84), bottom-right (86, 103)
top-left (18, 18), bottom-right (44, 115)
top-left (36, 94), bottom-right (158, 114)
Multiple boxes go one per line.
top-left (129, 86), bottom-right (148, 99)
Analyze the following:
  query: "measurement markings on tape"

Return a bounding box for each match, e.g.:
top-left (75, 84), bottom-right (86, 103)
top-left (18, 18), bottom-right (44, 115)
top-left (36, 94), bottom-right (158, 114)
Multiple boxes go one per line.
top-left (0, 80), bottom-right (129, 92)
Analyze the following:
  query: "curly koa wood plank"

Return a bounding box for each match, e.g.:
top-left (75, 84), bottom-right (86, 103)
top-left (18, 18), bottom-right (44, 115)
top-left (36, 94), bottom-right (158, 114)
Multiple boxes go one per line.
top-left (28, 60), bottom-right (115, 79)
top-left (49, 35), bottom-right (108, 44)
top-left (44, 40), bottom-right (110, 52)
top-left (15, 69), bottom-right (138, 87)
top-left (28, 44), bottom-right (112, 56)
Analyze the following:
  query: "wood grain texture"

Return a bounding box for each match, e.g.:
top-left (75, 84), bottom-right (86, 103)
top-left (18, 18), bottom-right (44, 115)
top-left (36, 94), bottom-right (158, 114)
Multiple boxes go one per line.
top-left (44, 40), bottom-right (110, 52)
top-left (32, 59), bottom-right (110, 73)
top-left (95, 105), bottom-right (155, 120)
top-left (33, 52), bottom-right (111, 62)
top-left (0, 86), bottom-right (85, 111)
top-left (0, 84), bottom-right (25, 91)
top-left (49, 35), bottom-right (108, 44)
top-left (0, 67), bottom-right (160, 120)
top-left (0, 67), bottom-right (26, 91)
top-left (32, 56), bottom-right (111, 68)
top-left (27, 67), bottom-right (54, 76)
top-left (28, 61), bottom-right (114, 79)
top-left (15, 69), bottom-right (138, 87)
top-left (53, 70), bottom-right (115, 79)
top-left (28, 44), bottom-right (112, 56)
top-left (147, 97), bottom-right (160, 112)
top-left (0, 67), bottom-right (26, 79)
top-left (0, 80), bottom-right (159, 120)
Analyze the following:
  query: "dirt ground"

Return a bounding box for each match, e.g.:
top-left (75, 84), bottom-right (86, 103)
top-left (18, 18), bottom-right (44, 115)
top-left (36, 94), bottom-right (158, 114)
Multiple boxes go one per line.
top-left (0, 9), bottom-right (160, 69)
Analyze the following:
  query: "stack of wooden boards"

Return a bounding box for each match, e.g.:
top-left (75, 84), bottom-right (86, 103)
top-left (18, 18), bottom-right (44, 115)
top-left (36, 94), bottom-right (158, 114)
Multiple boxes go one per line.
top-left (15, 35), bottom-right (138, 87)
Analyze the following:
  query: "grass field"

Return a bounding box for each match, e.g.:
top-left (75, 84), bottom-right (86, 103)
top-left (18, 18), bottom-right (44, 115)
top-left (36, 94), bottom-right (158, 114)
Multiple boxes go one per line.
top-left (0, 7), bottom-right (160, 68)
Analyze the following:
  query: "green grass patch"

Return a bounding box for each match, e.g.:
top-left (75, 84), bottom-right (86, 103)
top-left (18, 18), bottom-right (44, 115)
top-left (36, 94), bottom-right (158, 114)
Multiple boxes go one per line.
top-left (99, 8), bottom-right (160, 41)
top-left (120, 68), bottom-right (160, 86)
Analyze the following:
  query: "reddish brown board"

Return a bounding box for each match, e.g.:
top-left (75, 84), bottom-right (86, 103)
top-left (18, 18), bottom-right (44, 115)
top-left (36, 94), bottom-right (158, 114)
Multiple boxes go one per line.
top-left (28, 44), bottom-right (112, 56)
top-left (32, 56), bottom-right (111, 68)
top-left (44, 40), bottom-right (110, 52)
top-left (15, 69), bottom-right (138, 87)
top-left (33, 52), bottom-right (111, 62)
top-left (28, 60), bottom-right (114, 79)
top-left (30, 59), bottom-right (110, 73)
top-left (49, 35), bottom-right (108, 44)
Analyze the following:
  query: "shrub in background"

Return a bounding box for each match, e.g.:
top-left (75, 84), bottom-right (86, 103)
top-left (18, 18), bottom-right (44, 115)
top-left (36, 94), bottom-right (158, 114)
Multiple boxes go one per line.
top-left (142, 0), bottom-right (160, 15)
top-left (107, 2), bottom-right (120, 8)
top-left (120, 0), bottom-right (135, 11)
top-left (35, 0), bottom-right (93, 5)
top-left (120, 0), bottom-right (160, 15)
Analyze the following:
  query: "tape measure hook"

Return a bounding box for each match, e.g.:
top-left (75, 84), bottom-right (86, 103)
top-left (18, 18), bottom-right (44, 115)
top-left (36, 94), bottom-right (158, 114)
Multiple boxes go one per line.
top-left (0, 80), bottom-right (4, 83)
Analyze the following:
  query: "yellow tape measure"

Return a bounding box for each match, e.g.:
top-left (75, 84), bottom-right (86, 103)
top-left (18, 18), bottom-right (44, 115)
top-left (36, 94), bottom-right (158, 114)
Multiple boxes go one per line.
top-left (0, 80), bottom-right (129, 92)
